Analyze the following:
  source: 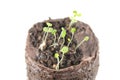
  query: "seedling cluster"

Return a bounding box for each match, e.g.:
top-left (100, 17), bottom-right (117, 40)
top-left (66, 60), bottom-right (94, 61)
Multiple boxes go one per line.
top-left (68, 10), bottom-right (82, 29)
top-left (39, 11), bottom-right (89, 70)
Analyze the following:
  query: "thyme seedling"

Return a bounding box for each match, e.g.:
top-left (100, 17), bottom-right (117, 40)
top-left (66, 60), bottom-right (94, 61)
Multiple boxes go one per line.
top-left (68, 10), bottom-right (82, 29)
top-left (58, 27), bottom-right (67, 49)
top-left (59, 46), bottom-right (69, 64)
top-left (50, 29), bottom-right (57, 47)
top-left (67, 28), bottom-right (76, 47)
top-left (54, 53), bottom-right (60, 70)
top-left (75, 36), bottom-right (89, 51)
top-left (54, 46), bottom-right (68, 70)
top-left (39, 22), bottom-right (52, 51)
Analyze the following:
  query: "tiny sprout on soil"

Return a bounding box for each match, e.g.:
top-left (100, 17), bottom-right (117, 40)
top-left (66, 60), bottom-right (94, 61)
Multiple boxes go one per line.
top-left (46, 22), bottom-right (52, 27)
top-left (75, 36), bottom-right (89, 51)
top-left (68, 10), bottom-right (82, 29)
top-left (39, 22), bottom-right (52, 51)
top-left (58, 27), bottom-right (67, 49)
top-left (59, 46), bottom-right (69, 65)
top-left (54, 46), bottom-right (68, 70)
top-left (54, 53), bottom-right (60, 70)
top-left (67, 28), bottom-right (76, 47)
top-left (50, 29), bottom-right (57, 47)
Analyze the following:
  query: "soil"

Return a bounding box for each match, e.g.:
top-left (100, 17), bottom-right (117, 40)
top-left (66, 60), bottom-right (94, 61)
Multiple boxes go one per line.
top-left (28, 17), bottom-right (97, 69)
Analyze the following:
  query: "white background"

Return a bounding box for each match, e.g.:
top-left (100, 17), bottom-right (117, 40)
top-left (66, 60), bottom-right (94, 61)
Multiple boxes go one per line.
top-left (0, 0), bottom-right (120, 80)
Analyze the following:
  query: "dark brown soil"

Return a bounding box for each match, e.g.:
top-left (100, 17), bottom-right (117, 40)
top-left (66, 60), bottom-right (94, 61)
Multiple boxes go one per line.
top-left (26, 17), bottom-right (99, 80)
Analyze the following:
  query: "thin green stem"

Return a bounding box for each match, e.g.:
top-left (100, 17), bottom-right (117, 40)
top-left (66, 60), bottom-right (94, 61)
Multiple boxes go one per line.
top-left (67, 33), bottom-right (74, 47)
top-left (56, 58), bottom-right (60, 70)
top-left (54, 34), bottom-right (56, 44)
top-left (58, 34), bottom-right (61, 43)
top-left (59, 53), bottom-right (65, 65)
top-left (68, 22), bottom-right (73, 29)
top-left (53, 34), bottom-right (57, 48)
top-left (44, 26), bottom-right (50, 42)
top-left (60, 38), bottom-right (65, 49)
top-left (42, 32), bottom-right (46, 41)
top-left (55, 53), bottom-right (65, 70)
top-left (75, 39), bottom-right (85, 51)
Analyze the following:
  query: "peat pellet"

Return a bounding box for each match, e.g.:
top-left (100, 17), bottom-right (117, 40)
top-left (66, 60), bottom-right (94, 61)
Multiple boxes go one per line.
top-left (25, 17), bottom-right (99, 80)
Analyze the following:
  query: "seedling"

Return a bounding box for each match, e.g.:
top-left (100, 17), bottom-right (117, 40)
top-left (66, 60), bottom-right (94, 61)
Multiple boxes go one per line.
top-left (68, 10), bottom-right (82, 29)
top-left (75, 36), bottom-right (89, 51)
top-left (67, 28), bottom-right (76, 47)
top-left (50, 29), bottom-right (57, 47)
top-left (58, 27), bottom-right (67, 49)
top-left (46, 22), bottom-right (52, 26)
top-left (54, 53), bottom-right (60, 70)
top-left (59, 46), bottom-right (69, 64)
top-left (54, 46), bottom-right (68, 70)
top-left (39, 22), bottom-right (52, 51)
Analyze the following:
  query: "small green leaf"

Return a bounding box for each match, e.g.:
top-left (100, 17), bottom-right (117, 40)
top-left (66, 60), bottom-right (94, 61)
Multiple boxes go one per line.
top-left (77, 13), bottom-right (82, 17)
top-left (68, 38), bottom-right (71, 42)
top-left (73, 10), bottom-right (77, 16)
top-left (73, 10), bottom-right (77, 14)
top-left (60, 46), bottom-right (69, 54)
top-left (43, 27), bottom-right (49, 32)
top-left (61, 27), bottom-right (66, 38)
top-left (43, 27), bottom-right (54, 33)
top-left (48, 28), bottom-right (53, 32)
top-left (70, 28), bottom-right (76, 34)
top-left (73, 10), bottom-right (82, 17)
top-left (54, 53), bottom-right (59, 59)
top-left (51, 29), bottom-right (57, 35)
top-left (46, 22), bottom-right (52, 27)
top-left (84, 36), bottom-right (89, 41)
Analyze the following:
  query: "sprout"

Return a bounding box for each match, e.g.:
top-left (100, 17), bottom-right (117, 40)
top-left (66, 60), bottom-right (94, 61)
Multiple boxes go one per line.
top-left (67, 28), bottom-right (76, 47)
top-left (39, 22), bottom-right (53, 51)
top-left (73, 10), bottom-right (82, 17)
top-left (54, 53), bottom-right (59, 58)
top-left (48, 28), bottom-right (54, 32)
top-left (75, 36), bottom-right (89, 51)
top-left (68, 10), bottom-right (82, 29)
top-left (54, 46), bottom-right (69, 70)
top-left (84, 36), bottom-right (89, 41)
top-left (51, 29), bottom-right (57, 35)
top-left (59, 46), bottom-right (69, 65)
top-left (48, 28), bottom-right (58, 48)
top-left (57, 27), bottom-right (67, 49)
top-left (46, 22), bottom-right (52, 27)
top-left (71, 27), bottom-right (76, 34)
top-left (61, 28), bottom-right (66, 38)
top-left (60, 46), bottom-right (69, 54)
top-left (44, 22), bottom-right (53, 43)
top-left (51, 29), bottom-right (57, 46)
top-left (43, 27), bottom-right (49, 32)
top-left (54, 53), bottom-right (60, 70)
